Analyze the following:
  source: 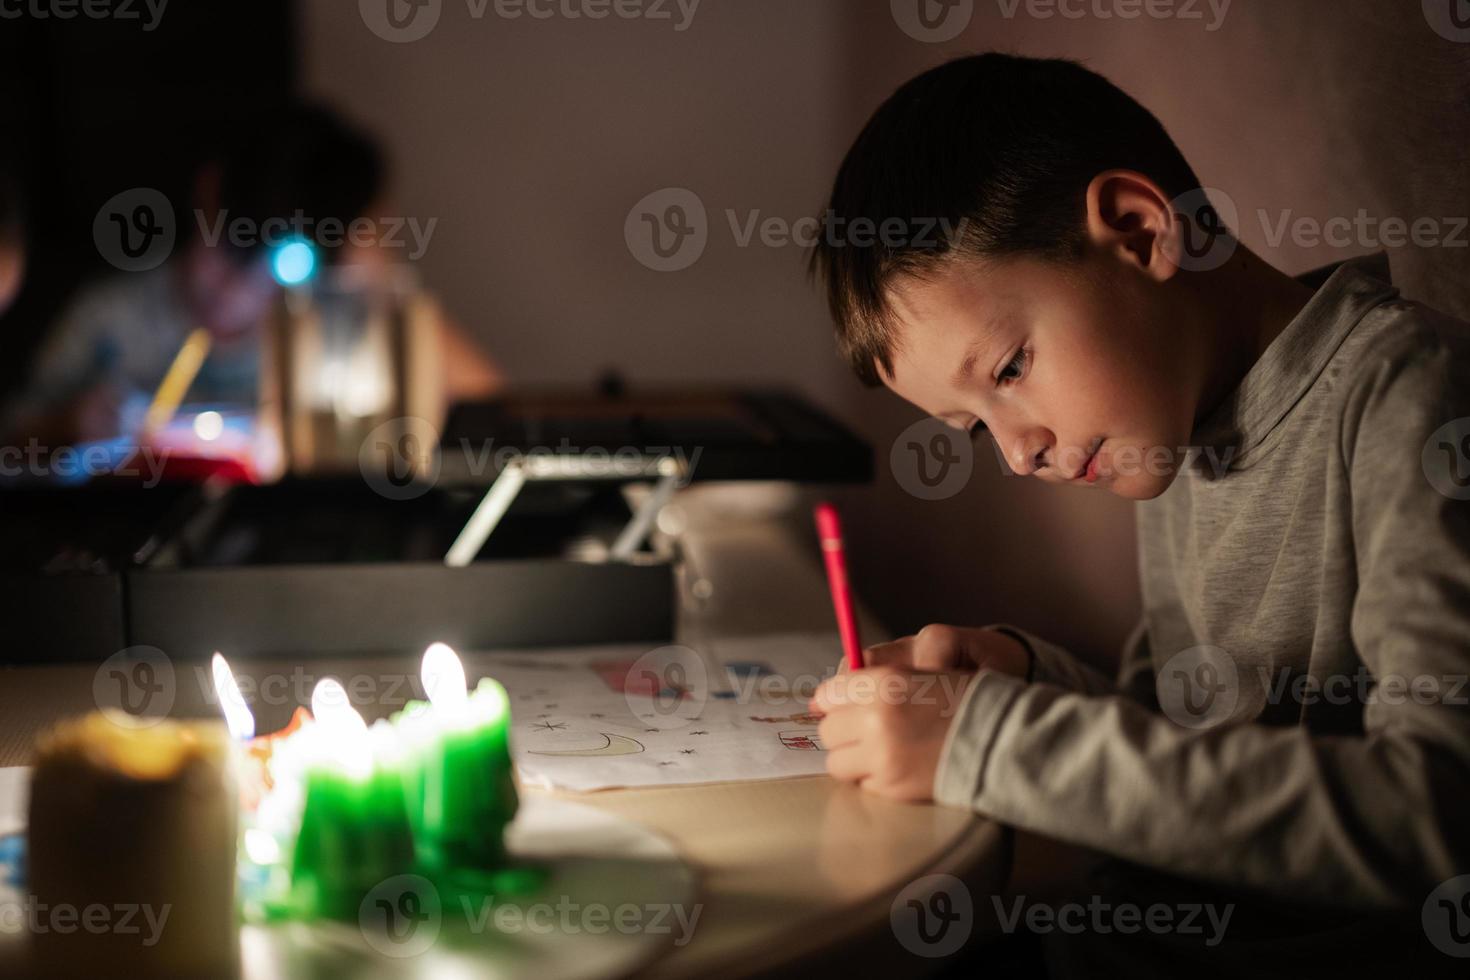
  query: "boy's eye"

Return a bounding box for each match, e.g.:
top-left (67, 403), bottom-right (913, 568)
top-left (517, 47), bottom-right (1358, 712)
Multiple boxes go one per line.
top-left (997, 347), bottom-right (1029, 385)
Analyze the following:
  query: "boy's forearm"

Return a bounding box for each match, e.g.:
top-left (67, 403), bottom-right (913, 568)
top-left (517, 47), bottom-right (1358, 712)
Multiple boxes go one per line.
top-left (934, 672), bottom-right (1470, 910)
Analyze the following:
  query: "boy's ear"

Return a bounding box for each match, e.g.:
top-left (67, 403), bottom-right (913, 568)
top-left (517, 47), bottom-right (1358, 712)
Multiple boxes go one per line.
top-left (1083, 170), bottom-right (1182, 282)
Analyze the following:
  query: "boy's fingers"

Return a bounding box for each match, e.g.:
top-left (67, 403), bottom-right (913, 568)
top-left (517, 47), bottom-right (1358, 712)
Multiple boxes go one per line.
top-left (910, 624), bottom-right (969, 672)
top-left (811, 677), bottom-right (844, 713)
top-left (817, 710), bottom-right (861, 751)
top-left (866, 626), bottom-right (977, 672)
top-left (812, 669), bottom-right (889, 712)
top-left (862, 638), bottom-right (915, 669)
top-left (824, 744), bottom-right (870, 783)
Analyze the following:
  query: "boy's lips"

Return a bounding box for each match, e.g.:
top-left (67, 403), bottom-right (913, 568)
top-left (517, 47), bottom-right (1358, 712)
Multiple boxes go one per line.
top-left (1071, 438), bottom-right (1105, 483)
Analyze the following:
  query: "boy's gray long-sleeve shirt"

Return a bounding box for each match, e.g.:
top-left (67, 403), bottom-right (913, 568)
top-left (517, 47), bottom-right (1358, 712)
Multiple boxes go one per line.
top-left (935, 256), bottom-right (1470, 922)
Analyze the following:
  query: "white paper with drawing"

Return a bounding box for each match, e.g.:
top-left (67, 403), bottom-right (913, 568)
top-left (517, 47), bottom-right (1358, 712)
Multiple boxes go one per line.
top-left (481, 632), bottom-right (840, 791)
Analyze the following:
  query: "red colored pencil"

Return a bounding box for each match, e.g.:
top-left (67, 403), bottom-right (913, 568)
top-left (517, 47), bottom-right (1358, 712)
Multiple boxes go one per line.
top-left (814, 502), bottom-right (864, 670)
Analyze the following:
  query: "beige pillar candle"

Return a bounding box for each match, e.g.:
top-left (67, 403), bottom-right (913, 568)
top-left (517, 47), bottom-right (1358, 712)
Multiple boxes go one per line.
top-left (26, 713), bottom-right (239, 980)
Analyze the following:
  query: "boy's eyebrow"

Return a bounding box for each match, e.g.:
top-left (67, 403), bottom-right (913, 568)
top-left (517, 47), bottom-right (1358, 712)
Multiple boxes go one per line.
top-left (952, 341), bottom-right (985, 388)
top-left (950, 311), bottom-right (1011, 389)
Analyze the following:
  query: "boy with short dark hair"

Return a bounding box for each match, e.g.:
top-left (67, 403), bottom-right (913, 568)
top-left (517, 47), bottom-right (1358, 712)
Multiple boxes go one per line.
top-left (809, 53), bottom-right (1470, 973)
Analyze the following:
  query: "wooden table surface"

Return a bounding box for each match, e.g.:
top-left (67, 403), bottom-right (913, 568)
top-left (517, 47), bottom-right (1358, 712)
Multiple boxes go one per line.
top-left (0, 483), bottom-right (1017, 978)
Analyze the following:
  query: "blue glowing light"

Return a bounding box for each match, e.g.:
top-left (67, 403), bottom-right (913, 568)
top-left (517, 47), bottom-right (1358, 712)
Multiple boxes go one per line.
top-left (271, 238), bottom-right (317, 286)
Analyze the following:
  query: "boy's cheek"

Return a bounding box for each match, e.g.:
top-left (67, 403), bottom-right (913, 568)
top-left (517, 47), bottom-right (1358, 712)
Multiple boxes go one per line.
top-left (1081, 435), bottom-right (1192, 500)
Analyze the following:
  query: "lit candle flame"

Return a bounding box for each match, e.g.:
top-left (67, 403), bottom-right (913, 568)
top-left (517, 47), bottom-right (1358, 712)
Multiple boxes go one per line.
top-left (244, 828), bottom-right (281, 866)
top-left (211, 653), bottom-right (255, 741)
top-left (422, 642), bottom-right (468, 709)
top-left (310, 678), bottom-right (371, 777)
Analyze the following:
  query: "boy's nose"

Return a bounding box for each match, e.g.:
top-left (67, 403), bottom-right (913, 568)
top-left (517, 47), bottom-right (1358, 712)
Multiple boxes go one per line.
top-left (1005, 431), bottom-right (1051, 476)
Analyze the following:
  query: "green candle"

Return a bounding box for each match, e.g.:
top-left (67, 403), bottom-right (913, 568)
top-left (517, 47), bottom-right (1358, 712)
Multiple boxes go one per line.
top-left (394, 645), bottom-right (518, 875)
top-left (288, 681), bottom-right (415, 920)
top-left (394, 699), bottom-right (433, 860)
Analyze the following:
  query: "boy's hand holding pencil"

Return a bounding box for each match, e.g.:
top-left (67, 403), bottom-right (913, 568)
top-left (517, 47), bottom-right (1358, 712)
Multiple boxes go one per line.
top-left (812, 504), bottom-right (1032, 801)
top-left (809, 629), bottom-right (1032, 802)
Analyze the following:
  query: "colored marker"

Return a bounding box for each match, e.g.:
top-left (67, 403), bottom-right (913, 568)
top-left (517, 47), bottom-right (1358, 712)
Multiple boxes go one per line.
top-left (814, 502), bottom-right (864, 670)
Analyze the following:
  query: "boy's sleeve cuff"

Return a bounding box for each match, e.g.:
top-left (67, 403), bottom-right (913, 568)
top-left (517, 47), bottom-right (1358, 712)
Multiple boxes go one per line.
top-left (984, 624), bottom-right (1040, 683)
top-left (984, 623), bottom-right (1115, 696)
top-left (933, 669), bottom-right (1027, 807)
